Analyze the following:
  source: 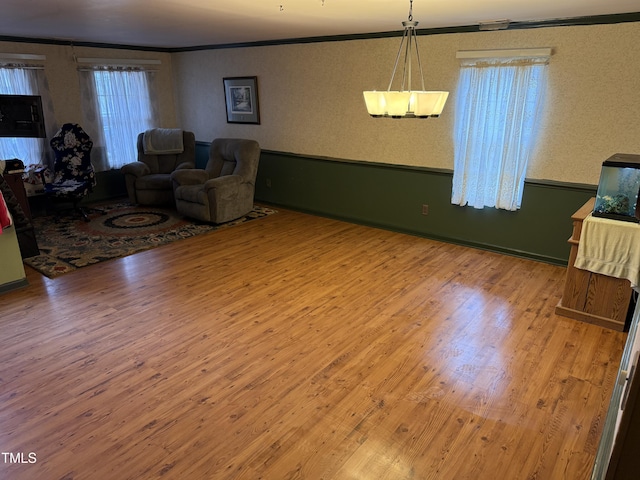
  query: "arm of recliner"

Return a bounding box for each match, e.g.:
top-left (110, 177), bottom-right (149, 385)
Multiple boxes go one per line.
top-left (171, 168), bottom-right (209, 186)
top-left (175, 161), bottom-right (195, 171)
top-left (203, 175), bottom-right (243, 200)
top-left (121, 161), bottom-right (150, 178)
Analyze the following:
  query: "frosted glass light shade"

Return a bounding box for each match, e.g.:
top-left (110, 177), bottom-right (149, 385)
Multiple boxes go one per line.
top-left (363, 90), bottom-right (449, 118)
top-left (363, 91), bottom-right (387, 116)
top-left (385, 92), bottom-right (412, 117)
top-left (413, 91), bottom-right (449, 117)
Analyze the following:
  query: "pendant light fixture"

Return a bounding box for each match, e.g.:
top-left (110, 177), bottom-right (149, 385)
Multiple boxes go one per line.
top-left (363, 0), bottom-right (448, 118)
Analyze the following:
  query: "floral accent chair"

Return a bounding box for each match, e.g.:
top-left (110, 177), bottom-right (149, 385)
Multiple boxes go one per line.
top-left (42, 123), bottom-right (104, 221)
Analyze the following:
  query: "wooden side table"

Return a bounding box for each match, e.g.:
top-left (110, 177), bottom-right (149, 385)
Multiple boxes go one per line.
top-left (555, 197), bottom-right (633, 331)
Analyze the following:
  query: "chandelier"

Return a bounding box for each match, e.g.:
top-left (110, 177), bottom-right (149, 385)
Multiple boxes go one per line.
top-left (363, 0), bottom-right (448, 118)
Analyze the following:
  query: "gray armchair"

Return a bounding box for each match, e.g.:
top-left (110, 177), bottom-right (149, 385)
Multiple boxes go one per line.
top-left (122, 129), bottom-right (196, 206)
top-left (171, 138), bottom-right (260, 223)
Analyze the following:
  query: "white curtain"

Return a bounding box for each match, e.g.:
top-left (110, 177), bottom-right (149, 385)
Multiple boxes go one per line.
top-left (0, 64), bottom-right (56, 168)
top-left (78, 66), bottom-right (158, 171)
top-left (451, 56), bottom-right (548, 211)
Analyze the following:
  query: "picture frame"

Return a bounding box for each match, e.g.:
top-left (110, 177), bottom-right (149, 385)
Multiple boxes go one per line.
top-left (223, 76), bottom-right (260, 124)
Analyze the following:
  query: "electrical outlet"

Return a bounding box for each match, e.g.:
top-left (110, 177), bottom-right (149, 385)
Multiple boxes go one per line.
top-left (266, 178), bottom-right (272, 188)
top-left (422, 204), bottom-right (429, 215)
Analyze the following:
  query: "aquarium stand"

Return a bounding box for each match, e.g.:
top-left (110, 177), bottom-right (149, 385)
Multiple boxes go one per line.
top-left (556, 198), bottom-right (634, 331)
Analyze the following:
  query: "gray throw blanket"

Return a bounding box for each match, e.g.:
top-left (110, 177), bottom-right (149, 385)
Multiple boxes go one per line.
top-left (143, 128), bottom-right (184, 154)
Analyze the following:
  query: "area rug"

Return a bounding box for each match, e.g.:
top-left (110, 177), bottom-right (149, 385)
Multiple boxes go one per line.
top-left (24, 201), bottom-right (276, 278)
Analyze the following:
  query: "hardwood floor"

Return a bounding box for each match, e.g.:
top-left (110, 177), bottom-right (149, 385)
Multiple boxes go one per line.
top-left (0, 207), bottom-right (627, 480)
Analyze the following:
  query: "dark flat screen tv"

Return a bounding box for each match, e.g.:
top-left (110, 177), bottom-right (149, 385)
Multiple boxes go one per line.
top-left (0, 94), bottom-right (46, 138)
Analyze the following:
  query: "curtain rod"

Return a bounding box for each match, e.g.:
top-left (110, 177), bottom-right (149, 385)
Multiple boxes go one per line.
top-left (0, 53), bottom-right (46, 61)
top-left (456, 48), bottom-right (553, 59)
top-left (75, 57), bottom-right (161, 65)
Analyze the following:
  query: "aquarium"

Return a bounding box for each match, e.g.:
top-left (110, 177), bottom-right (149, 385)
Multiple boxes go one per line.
top-left (593, 153), bottom-right (640, 223)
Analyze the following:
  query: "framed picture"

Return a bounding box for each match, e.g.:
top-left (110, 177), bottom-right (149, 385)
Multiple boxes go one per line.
top-left (223, 76), bottom-right (260, 124)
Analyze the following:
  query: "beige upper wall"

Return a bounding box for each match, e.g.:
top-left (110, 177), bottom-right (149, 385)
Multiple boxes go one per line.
top-left (2, 21), bottom-right (638, 185)
top-left (173, 21), bottom-right (640, 185)
top-left (0, 41), bottom-right (177, 136)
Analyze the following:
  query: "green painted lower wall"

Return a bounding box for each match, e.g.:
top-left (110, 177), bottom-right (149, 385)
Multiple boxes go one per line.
top-left (91, 169), bottom-right (127, 201)
top-left (253, 151), bottom-right (597, 266)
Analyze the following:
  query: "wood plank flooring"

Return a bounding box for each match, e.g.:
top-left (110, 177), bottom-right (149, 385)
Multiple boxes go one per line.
top-left (0, 207), bottom-right (627, 479)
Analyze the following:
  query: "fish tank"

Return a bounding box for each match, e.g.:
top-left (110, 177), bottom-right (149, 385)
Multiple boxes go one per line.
top-left (593, 153), bottom-right (640, 223)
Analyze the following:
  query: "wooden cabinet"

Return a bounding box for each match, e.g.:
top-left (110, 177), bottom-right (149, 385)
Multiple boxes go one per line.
top-left (555, 198), bottom-right (633, 331)
top-left (2, 172), bottom-right (32, 219)
top-left (0, 173), bottom-right (39, 259)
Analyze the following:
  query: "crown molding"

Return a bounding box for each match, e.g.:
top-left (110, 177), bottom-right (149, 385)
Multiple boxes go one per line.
top-left (0, 12), bottom-right (638, 53)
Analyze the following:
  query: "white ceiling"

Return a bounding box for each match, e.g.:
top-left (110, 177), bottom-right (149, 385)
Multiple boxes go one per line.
top-left (1, 0), bottom-right (639, 49)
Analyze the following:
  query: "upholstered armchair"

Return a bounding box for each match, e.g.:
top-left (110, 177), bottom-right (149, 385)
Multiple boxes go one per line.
top-left (122, 129), bottom-right (195, 206)
top-left (41, 123), bottom-right (104, 222)
top-left (171, 138), bottom-right (260, 223)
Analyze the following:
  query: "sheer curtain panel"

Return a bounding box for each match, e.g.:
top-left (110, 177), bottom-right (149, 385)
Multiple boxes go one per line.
top-left (451, 55), bottom-right (549, 211)
top-left (78, 66), bottom-right (158, 171)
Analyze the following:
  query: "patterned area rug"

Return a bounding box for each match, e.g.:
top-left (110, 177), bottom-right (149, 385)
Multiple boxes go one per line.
top-left (24, 201), bottom-right (276, 278)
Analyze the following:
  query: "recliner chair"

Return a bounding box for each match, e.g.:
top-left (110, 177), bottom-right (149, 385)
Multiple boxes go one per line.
top-left (171, 138), bottom-right (260, 224)
top-left (122, 129), bottom-right (196, 206)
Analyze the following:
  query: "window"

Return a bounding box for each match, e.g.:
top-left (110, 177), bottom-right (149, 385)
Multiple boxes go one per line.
top-left (451, 51), bottom-right (550, 211)
top-left (79, 67), bottom-right (157, 170)
top-left (0, 65), bottom-right (49, 166)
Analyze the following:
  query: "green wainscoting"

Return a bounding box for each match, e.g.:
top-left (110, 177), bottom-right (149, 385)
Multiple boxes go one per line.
top-left (91, 168), bottom-right (127, 201)
top-left (254, 150), bottom-right (597, 265)
top-left (195, 141), bottom-right (210, 169)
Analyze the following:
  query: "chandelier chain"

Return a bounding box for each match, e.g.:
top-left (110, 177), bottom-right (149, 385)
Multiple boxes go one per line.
top-left (408, 0), bottom-right (413, 21)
